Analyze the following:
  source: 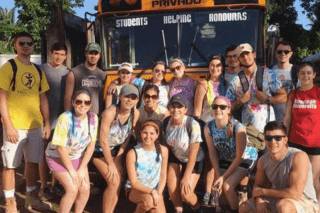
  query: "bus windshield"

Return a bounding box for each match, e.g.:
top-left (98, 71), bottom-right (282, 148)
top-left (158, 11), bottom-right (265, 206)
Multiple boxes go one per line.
top-left (101, 7), bottom-right (264, 69)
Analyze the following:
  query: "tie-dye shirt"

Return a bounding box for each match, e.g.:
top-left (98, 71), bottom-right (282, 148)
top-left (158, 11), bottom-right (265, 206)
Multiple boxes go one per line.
top-left (46, 110), bottom-right (99, 160)
top-left (207, 118), bottom-right (258, 162)
top-left (169, 76), bottom-right (197, 114)
top-left (165, 116), bottom-right (204, 163)
top-left (226, 67), bottom-right (282, 132)
top-left (126, 143), bottom-right (162, 189)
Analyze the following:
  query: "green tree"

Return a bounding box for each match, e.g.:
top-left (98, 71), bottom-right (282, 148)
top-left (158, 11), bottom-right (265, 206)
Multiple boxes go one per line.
top-left (0, 7), bottom-right (25, 54)
top-left (14, 0), bottom-right (84, 52)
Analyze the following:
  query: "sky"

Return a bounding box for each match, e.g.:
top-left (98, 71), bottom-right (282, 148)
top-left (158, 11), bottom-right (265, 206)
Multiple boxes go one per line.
top-left (0, 0), bottom-right (313, 30)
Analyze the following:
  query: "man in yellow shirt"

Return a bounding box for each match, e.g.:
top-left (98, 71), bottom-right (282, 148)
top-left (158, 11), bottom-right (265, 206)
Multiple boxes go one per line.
top-left (0, 32), bottom-right (51, 212)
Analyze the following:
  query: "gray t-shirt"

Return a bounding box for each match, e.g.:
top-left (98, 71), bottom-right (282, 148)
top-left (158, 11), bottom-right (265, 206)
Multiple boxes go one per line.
top-left (41, 63), bottom-right (69, 129)
top-left (72, 63), bottom-right (107, 115)
top-left (261, 147), bottom-right (318, 203)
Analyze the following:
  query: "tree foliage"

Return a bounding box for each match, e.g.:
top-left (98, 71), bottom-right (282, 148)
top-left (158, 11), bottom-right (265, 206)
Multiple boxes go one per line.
top-left (14, 0), bottom-right (84, 52)
top-left (0, 7), bottom-right (25, 54)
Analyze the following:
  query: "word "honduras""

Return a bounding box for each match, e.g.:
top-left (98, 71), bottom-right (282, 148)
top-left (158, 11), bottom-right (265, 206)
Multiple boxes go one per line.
top-left (152, 0), bottom-right (201, 8)
top-left (209, 12), bottom-right (247, 22)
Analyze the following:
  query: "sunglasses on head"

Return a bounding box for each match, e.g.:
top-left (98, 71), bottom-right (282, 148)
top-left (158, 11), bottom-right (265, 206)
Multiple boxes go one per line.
top-left (170, 65), bottom-right (182, 72)
top-left (277, 50), bottom-right (291, 55)
top-left (265, 135), bottom-right (285, 142)
top-left (154, 69), bottom-right (166, 75)
top-left (144, 94), bottom-right (158, 100)
top-left (212, 104), bottom-right (228, 110)
top-left (19, 41), bottom-right (34, 47)
top-left (75, 99), bottom-right (91, 106)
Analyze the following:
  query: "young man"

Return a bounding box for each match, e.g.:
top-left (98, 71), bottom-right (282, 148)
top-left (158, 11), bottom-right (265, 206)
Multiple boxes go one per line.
top-left (225, 44), bottom-right (241, 83)
top-left (239, 121), bottom-right (319, 213)
top-left (64, 42), bottom-right (107, 115)
top-left (226, 43), bottom-right (287, 133)
top-left (270, 40), bottom-right (296, 123)
top-left (39, 42), bottom-right (69, 199)
top-left (0, 32), bottom-right (51, 212)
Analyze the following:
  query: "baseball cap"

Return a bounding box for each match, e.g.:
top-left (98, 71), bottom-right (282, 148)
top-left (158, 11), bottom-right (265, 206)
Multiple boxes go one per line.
top-left (118, 62), bottom-right (133, 73)
top-left (169, 94), bottom-right (188, 107)
top-left (85, 43), bottom-right (101, 53)
top-left (235, 43), bottom-right (253, 57)
top-left (120, 84), bottom-right (139, 98)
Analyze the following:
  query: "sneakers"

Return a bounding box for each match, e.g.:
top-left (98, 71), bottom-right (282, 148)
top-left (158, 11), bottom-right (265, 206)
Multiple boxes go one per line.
top-left (25, 190), bottom-right (52, 211)
top-left (38, 187), bottom-right (54, 201)
top-left (201, 191), bottom-right (211, 206)
top-left (5, 197), bottom-right (17, 213)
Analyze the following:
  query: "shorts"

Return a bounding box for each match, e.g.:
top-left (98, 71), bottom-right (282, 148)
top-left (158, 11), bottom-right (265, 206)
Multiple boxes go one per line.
top-left (1, 127), bottom-right (44, 168)
top-left (46, 156), bottom-right (81, 172)
top-left (245, 194), bottom-right (319, 213)
top-left (219, 159), bottom-right (256, 174)
top-left (168, 149), bottom-right (204, 174)
top-left (289, 142), bottom-right (320, 155)
top-left (93, 145), bottom-right (121, 158)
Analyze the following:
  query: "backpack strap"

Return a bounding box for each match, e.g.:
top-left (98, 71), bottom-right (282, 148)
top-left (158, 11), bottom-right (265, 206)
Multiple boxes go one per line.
top-left (8, 59), bottom-right (18, 91)
top-left (186, 116), bottom-right (193, 139)
top-left (32, 63), bottom-right (43, 92)
top-left (238, 70), bottom-right (249, 93)
top-left (291, 65), bottom-right (298, 89)
top-left (256, 65), bottom-right (264, 91)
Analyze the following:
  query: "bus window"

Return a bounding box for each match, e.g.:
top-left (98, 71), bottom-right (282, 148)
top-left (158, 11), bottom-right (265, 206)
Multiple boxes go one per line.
top-left (101, 8), bottom-right (264, 69)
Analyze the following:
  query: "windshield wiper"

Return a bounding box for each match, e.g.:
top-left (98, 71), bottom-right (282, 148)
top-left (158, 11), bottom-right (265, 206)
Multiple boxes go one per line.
top-left (188, 26), bottom-right (208, 66)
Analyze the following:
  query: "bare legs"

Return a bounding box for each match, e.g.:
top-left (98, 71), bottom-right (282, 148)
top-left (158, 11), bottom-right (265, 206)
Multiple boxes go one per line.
top-left (52, 167), bottom-right (90, 213)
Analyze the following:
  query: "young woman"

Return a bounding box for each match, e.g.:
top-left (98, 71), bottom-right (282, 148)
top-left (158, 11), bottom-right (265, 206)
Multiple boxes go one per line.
top-left (93, 84), bottom-right (140, 213)
top-left (138, 84), bottom-right (170, 124)
top-left (194, 54), bottom-right (227, 123)
top-left (169, 59), bottom-right (198, 115)
top-left (135, 61), bottom-right (170, 108)
top-left (284, 62), bottom-right (320, 205)
top-left (125, 120), bottom-right (168, 213)
top-left (204, 96), bottom-right (257, 212)
top-left (106, 62), bottom-right (134, 108)
top-left (45, 88), bottom-right (99, 213)
top-left (164, 94), bottom-right (204, 213)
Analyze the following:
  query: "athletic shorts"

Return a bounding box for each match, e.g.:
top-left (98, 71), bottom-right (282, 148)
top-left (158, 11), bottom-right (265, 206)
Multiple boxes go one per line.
top-left (219, 159), bottom-right (256, 174)
top-left (1, 127), bottom-right (44, 168)
top-left (245, 194), bottom-right (319, 213)
top-left (46, 156), bottom-right (81, 173)
top-left (168, 149), bottom-right (204, 174)
top-left (289, 142), bottom-right (320, 155)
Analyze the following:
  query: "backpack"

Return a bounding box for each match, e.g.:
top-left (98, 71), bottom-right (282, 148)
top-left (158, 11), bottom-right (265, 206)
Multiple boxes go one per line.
top-left (231, 121), bottom-right (265, 152)
top-left (237, 66), bottom-right (267, 151)
top-left (162, 116), bottom-right (207, 152)
top-left (8, 59), bottom-right (43, 92)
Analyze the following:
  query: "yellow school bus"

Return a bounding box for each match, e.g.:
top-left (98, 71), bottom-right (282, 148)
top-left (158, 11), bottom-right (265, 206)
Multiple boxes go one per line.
top-left (95, 0), bottom-right (267, 86)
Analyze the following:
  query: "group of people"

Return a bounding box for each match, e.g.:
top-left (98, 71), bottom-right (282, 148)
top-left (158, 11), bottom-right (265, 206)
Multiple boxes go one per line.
top-left (1, 31), bottom-right (320, 213)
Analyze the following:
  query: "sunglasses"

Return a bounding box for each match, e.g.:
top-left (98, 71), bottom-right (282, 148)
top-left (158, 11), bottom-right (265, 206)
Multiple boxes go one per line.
top-left (170, 65), bottom-right (182, 72)
top-left (75, 99), bottom-right (91, 106)
top-left (154, 69), bottom-right (166, 75)
top-left (144, 94), bottom-right (158, 100)
top-left (212, 104), bottom-right (228, 110)
top-left (125, 94), bottom-right (138, 100)
top-left (277, 50), bottom-right (291, 55)
top-left (19, 41), bottom-right (34, 47)
top-left (265, 135), bottom-right (286, 142)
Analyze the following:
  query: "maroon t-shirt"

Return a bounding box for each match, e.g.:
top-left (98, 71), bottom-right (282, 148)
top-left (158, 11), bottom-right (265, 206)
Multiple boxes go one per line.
top-left (290, 86), bottom-right (320, 147)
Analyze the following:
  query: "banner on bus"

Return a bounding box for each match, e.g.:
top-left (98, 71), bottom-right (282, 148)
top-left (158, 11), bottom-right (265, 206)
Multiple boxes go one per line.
top-left (142, 0), bottom-right (264, 10)
top-left (142, 0), bottom-right (214, 10)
